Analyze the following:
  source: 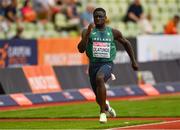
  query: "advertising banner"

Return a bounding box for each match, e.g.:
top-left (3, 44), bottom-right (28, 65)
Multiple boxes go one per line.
top-left (78, 88), bottom-right (95, 101)
top-left (137, 35), bottom-right (180, 62)
top-left (0, 95), bottom-right (18, 107)
top-left (139, 83), bottom-right (160, 96)
top-left (0, 39), bottom-right (37, 68)
top-left (0, 68), bottom-right (32, 94)
top-left (23, 65), bottom-right (62, 93)
top-left (53, 65), bottom-right (90, 90)
top-left (10, 93), bottom-right (33, 106)
top-left (38, 38), bottom-right (88, 66)
top-left (154, 82), bottom-right (180, 94)
top-left (25, 91), bottom-right (85, 104)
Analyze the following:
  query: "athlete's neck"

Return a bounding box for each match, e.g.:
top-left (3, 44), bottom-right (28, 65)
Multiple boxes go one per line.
top-left (96, 25), bottom-right (106, 31)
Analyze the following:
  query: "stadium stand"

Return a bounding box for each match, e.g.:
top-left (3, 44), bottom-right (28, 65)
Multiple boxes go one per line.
top-left (0, 0), bottom-right (179, 39)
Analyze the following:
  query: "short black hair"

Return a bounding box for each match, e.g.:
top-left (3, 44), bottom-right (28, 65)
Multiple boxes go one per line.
top-left (93, 7), bottom-right (106, 16)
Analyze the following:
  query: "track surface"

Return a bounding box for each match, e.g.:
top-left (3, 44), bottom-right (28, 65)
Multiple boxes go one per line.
top-left (113, 119), bottom-right (180, 129)
top-left (0, 94), bottom-right (180, 129)
top-left (0, 117), bottom-right (179, 121)
top-left (0, 117), bottom-right (179, 129)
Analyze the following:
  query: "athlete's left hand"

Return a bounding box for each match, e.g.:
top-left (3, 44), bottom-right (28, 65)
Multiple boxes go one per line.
top-left (132, 61), bottom-right (139, 71)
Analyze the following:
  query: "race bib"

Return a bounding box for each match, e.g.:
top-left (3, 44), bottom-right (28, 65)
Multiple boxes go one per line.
top-left (93, 42), bottom-right (110, 58)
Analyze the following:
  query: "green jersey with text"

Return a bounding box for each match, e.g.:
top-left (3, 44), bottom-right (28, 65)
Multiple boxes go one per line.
top-left (86, 27), bottom-right (116, 62)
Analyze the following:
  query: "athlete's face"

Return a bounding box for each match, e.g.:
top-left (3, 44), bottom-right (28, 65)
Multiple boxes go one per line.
top-left (93, 11), bottom-right (106, 27)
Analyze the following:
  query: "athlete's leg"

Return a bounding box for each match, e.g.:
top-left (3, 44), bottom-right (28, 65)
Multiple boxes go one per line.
top-left (96, 64), bottom-right (112, 113)
top-left (89, 63), bottom-right (113, 114)
top-left (96, 72), bottom-right (106, 113)
top-left (88, 64), bottom-right (100, 105)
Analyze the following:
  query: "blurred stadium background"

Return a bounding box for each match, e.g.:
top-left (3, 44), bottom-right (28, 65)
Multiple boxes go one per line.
top-left (0, 0), bottom-right (180, 108)
top-left (0, 0), bottom-right (180, 39)
top-left (0, 0), bottom-right (180, 129)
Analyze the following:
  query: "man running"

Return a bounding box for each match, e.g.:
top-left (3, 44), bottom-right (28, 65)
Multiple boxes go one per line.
top-left (77, 7), bottom-right (138, 123)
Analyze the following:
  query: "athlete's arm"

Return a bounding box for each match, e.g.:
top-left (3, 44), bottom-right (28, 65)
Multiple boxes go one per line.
top-left (112, 29), bottom-right (138, 71)
top-left (77, 23), bottom-right (94, 53)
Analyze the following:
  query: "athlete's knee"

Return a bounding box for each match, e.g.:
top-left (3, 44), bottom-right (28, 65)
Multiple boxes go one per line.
top-left (96, 74), bottom-right (104, 83)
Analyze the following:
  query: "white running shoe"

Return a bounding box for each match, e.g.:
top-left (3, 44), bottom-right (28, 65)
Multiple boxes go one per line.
top-left (106, 107), bottom-right (116, 117)
top-left (99, 113), bottom-right (107, 123)
top-left (105, 100), bottom-right (116, 117)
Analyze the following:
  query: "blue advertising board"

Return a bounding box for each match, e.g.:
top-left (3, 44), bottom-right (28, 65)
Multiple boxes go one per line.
top-left (0, 95), bottom-right (18, 107)
top-left (25, 91), bottom-right (85, 104)
top-left (0, 39), bottom-right (37, 68)
top-left (154, 82), bottom-right (180, 94)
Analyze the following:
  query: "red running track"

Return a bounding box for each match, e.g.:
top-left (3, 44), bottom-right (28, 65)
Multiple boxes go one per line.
top-left (112, 119), bottom-right (180, 129)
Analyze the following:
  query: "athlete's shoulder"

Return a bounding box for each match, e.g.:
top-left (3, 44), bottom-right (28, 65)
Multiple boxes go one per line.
top-left (106, 25), bottom-right (118, 33)
top-left (111, 28), bottom-right (122, 38)
top-left (111, 28), bottom-right (120, 33)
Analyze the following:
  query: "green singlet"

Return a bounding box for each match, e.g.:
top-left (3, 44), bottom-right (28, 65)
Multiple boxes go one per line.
top-left (86, 26), bottom-right (117, 63)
